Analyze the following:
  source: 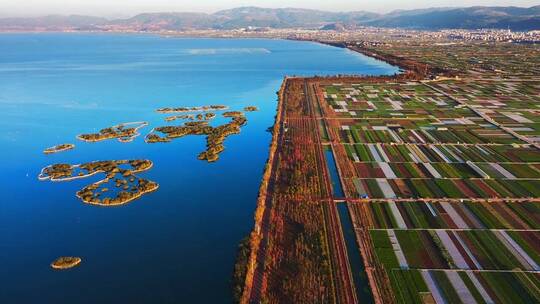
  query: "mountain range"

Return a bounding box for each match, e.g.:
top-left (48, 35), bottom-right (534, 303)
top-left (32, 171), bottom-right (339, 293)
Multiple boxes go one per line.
top-left (1, 6), bottom-right (539, 31)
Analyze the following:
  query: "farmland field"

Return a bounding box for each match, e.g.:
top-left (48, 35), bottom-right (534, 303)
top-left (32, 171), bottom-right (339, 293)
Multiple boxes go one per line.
top-left (312, 69), bottom-right (540, 303)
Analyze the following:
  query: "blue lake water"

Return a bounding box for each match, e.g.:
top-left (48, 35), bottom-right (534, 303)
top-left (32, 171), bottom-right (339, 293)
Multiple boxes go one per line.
top-left (0, 33), bottom-right (398, 303)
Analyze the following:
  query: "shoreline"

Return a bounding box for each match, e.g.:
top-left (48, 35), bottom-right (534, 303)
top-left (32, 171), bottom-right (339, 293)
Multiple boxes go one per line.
top-left (240, 77), bottom-right (288, 304)
top-left (238, 38), bottom-right (434, 303)
top-left (236, 38), bottom-right (540, 302)
top-left (236, 36), bottom-right (415, 303)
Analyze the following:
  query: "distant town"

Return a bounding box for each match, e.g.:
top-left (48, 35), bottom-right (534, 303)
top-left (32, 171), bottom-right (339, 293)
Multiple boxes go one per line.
top-left (1, 6), bottom-right (540, 44)
top-left (160, 27), bottom-right (540, 44)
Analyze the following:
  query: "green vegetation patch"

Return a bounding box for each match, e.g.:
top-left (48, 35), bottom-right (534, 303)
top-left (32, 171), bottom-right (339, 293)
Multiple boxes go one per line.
top-left (370, 230), bottom-right (399, 269)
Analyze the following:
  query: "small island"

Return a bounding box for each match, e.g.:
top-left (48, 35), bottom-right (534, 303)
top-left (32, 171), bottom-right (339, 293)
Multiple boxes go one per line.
top-left (196, 112), bottom-right (216, 120)
top-left (145, 121), bottom-right (213, 144)
top-left (165, 114), bottom-right (195, 122)
top-left (43, 143), bottom-right (75, 154)
top-left (39, 159), bottom-right (158, 206)
top-left (50, 256), bottom-right (81, 270)
top-left (244, 106), bottom-right (259, 112)
top-left (146, 111), bottom-right (247, 162)
top-left (77, 121), bottom-right (148, 143)
top-left (223, 111), bottom-right (244, 117)
top-left (156, 105), bottom-right (228, 113)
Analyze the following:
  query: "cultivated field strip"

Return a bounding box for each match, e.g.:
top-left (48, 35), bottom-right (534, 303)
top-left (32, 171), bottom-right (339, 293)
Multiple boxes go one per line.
top-left (352, 201), bottom-right (540, 230)
top-left (370, 228), bottom-right (540, 271)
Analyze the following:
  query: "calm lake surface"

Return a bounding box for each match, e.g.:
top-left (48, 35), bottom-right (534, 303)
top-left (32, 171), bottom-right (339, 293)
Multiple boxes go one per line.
top-left (0, 33), bottom-right (398, 303)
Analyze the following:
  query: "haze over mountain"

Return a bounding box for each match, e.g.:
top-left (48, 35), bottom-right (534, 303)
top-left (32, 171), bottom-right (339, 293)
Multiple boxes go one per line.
top-left (1, 5), bottom-right (539, 31)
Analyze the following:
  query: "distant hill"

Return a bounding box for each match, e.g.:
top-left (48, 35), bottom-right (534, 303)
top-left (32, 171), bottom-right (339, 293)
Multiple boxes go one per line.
top-left (0, 15), bottom-right (107, 30)
top-left (1, 6), bottom-right (539, 31)
top-left (109, 12), bottom-right (218, 30)
top-left (364, 6), bottom-right (540, 30)
top-left (212, 7), bottom-right (378, 29)
top-left (105, 7), bottom-right (378, 30)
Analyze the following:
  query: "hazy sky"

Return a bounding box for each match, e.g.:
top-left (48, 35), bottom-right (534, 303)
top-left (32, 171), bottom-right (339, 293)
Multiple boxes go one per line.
top-left (1, 0), bottom-right (539, 18)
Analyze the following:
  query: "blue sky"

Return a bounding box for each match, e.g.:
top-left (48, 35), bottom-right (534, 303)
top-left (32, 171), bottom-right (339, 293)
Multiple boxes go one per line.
top-left (1, 0), bottom-right (538, 17)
